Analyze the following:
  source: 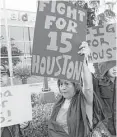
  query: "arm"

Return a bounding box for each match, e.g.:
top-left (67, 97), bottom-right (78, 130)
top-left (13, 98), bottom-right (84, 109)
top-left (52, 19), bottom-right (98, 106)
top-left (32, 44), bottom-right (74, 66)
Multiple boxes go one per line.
top-left (78, 42), bottom-right (93, 105)
top-left (82, 60), bottom-right (93, 105)
top-left (78, 42), bottom-right (93, 127)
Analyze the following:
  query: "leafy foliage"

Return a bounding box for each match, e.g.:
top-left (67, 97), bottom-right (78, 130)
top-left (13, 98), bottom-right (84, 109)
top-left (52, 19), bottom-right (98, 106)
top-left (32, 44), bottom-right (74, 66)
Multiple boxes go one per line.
top-left (13, 64), bottom-right (31, 84)
top-left (20, 92), bottom-right (63, 137)
top-left (21, 96), bottom-right (54, 137)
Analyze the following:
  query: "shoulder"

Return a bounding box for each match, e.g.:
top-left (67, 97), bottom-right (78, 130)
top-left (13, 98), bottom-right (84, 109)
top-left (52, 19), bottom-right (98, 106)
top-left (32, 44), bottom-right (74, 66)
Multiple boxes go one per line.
top-left (92, 75), bottom-right (111, 89)
top-left (98, 77), bottom-right (111, 86)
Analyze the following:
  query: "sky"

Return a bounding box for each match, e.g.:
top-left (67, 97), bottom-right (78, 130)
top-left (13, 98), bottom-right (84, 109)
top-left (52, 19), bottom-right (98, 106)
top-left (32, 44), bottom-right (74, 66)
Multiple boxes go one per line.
top-left (2, 0), bottom-right (37, 12)
top-left (1, 0), bottom-right (106, 12)
top-left (1, 0), bottom-right (117, 13)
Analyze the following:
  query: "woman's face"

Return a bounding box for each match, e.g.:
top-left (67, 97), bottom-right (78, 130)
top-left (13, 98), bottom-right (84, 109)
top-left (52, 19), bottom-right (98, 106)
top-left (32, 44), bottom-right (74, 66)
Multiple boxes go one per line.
top-left (107, 66), bottom-right (117, 78)
top-left (59, 79), bottom-right (75, 99)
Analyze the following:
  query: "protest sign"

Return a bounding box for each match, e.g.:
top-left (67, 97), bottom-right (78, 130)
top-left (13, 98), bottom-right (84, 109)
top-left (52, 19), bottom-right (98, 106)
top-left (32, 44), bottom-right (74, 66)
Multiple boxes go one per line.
top-left (87, 23), bottom-right (116, 63)
top-left (0, 85), bottom-right (32, 127)
top-left (31, 1), bottom-right (87, 83)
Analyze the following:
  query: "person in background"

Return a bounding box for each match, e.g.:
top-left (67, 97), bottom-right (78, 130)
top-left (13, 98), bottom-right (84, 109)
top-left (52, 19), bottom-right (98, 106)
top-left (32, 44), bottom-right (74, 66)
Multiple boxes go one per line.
top-left (0, 65), bottom-right (29, 137)
top-left (93, 60), bottom-right (116, 136)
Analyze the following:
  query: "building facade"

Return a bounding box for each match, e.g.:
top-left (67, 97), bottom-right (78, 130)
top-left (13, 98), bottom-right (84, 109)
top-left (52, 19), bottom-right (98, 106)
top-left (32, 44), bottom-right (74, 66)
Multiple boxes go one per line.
top-left (1, 9), bottom-right (36, 66)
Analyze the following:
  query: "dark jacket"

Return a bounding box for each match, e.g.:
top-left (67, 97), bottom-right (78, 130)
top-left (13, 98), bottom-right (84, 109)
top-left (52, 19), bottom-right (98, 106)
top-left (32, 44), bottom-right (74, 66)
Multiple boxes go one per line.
top-left (93, 75), bottom-right (116, 135)
top-left (48, 91), bottom-right (89, 137)
top-left (48, 88), bottom-right (106, 137)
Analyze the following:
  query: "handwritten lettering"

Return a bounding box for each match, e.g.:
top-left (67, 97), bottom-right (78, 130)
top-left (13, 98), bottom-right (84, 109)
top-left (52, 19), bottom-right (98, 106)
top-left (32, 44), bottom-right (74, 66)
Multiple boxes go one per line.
top-left (32, 55), bottom-right (83, 81)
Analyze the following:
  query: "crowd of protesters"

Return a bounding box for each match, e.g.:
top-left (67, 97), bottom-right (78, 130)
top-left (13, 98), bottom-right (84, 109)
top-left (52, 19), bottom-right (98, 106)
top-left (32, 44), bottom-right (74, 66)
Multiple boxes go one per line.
top-left (0, 41), bottom-right (116, 137)
top-left (48, 42), bottom-right (116, 137)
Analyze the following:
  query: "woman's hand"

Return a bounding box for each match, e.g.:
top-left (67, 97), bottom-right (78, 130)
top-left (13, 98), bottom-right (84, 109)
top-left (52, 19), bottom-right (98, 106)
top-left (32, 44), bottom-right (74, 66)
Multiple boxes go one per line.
top-left (78, 41), bottom-right (91, 60)
top-left (20, 122), bottom-right (29, 129)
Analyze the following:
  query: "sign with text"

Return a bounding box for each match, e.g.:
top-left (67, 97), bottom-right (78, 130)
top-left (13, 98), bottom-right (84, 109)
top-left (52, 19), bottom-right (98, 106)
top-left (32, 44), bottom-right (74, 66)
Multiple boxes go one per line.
top-left (0, 85), bottom-right (32, 127)
top-left (31, 1), bottom-right (87, 82)
top-left (87, 23), bottom-right (116, 63)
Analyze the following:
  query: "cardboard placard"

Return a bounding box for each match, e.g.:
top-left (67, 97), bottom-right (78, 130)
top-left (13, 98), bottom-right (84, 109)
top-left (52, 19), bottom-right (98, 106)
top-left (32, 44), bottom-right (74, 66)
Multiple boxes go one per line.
top-left (31, 1), bottom-right (87, 82)
top-left (0, 85), bottom-right (32, 127)
top-left (87, 23), bottom-right (116, 63)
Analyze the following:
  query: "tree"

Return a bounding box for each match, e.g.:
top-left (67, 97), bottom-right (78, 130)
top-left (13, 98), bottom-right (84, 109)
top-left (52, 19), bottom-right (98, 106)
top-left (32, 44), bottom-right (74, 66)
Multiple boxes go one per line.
top-left (13, 64), bottom-right (31, 84)
top-left (70, 0), bottom-right (117, 26)
top-left (87, 0), bottom-right (117, 25)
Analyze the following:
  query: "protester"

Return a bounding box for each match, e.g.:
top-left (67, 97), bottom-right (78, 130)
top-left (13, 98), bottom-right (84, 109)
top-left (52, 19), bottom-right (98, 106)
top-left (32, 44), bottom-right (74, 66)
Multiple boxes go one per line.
top-left (93, 60), bottom-right (116, 135)
top-left (0, 65), bottom-right (29, 137)
top-left (48, 42), bottom-right (107, 137)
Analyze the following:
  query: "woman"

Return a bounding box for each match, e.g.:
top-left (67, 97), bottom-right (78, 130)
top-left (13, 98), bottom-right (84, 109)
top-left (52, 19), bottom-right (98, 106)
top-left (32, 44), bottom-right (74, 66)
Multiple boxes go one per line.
top-left (48, 42), bottom-right (96, 137)
top-left (93, 60), bottom-right (116, 136)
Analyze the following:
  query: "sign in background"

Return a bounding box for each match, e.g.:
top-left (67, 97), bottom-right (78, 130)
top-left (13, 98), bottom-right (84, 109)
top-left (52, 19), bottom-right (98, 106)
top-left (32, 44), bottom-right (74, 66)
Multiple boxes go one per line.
top-left (31, 1), bottom-right (87, 82)
top-left (87, 23), bottom-right (116, 63)
top-left (0, 85), bottom-right (32, 127)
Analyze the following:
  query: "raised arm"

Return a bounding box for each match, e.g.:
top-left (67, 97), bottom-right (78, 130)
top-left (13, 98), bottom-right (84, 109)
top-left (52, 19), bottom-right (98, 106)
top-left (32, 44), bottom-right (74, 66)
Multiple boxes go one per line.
top-left (78, 42), bottom-right (94, 127)
top-left (82, 59), bottom-right (93, 105)
top-left (78, 41), bottom-right (93, 105)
